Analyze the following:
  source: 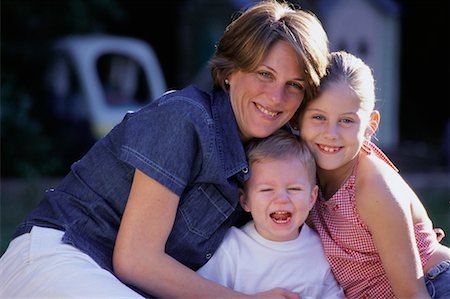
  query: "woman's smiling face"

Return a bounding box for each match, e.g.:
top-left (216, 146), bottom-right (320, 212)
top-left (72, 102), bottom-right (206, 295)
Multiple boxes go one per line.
top-left (227, 41), bottom-right (306, 142)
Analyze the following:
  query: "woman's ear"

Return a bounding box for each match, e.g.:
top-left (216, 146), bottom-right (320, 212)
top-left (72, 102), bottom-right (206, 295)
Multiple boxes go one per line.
top-left (365, 110), bottom-right (380, 137)
top-left (239, 188), bottom-right (251, 212)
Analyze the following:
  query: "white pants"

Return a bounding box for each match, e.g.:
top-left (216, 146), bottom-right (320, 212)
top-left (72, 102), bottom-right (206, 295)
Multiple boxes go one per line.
top-left (0, 226), bottom-right (144, 298)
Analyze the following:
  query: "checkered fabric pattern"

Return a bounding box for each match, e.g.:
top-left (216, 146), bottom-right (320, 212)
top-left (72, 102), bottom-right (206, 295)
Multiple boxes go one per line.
top-left (308, 141), bottom-right (438, 298)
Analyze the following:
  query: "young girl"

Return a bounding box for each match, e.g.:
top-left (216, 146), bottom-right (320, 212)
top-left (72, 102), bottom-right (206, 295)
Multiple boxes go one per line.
top-left (298, 51), bottom-right (450, 298)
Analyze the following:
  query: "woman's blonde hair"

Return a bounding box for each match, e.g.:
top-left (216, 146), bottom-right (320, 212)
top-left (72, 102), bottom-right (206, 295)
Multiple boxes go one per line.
top-left (210, 0), bottom-right (329, 104)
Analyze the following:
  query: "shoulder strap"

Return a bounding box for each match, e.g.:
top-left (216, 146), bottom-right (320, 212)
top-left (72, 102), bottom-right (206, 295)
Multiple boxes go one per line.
top-left (361, 140), bottom-right (399, 172)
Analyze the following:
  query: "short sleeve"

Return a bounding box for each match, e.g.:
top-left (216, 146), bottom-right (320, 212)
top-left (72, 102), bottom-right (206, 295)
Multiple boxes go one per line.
top-left (118, 97), bottom-right (212, 196)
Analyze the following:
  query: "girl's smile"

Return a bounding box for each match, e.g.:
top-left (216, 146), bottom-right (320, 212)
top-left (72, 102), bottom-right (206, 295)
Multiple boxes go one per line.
top-left (299, 82), bottom-right (371, 172)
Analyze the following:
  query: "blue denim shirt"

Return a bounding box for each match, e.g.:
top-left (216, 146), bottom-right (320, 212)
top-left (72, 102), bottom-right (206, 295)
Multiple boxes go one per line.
top-left (14, 85), bottom-right (250, 293)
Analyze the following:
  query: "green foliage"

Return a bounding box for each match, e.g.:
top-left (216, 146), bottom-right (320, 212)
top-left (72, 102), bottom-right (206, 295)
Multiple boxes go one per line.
top-left (418, 189), bottom-right (450, 247)
top-left (1, 0), bottom-right (125, 177)
top-left (1, 78), bottom-right (62, 177)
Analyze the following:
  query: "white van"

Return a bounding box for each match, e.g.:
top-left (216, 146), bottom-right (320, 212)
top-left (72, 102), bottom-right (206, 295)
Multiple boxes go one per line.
top-left (45, 34), bottom-right (167, 139)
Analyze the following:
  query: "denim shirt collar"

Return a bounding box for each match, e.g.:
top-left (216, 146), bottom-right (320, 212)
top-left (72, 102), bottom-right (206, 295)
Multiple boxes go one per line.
top-left (210, 88), bottom-right (249, 181)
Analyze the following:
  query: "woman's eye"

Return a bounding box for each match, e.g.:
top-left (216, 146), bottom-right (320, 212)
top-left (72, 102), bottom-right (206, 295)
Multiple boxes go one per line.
top-left (258, 71), bottom-right (271, 78)
top-left (312, 115), bottom-right (324, 120)
top-left (288, 82), bottom-right (304, 91)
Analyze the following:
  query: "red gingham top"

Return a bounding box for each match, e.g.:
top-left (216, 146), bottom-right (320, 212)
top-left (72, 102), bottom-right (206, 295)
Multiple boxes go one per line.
top-left (307, 141), bottom-right (439, 299)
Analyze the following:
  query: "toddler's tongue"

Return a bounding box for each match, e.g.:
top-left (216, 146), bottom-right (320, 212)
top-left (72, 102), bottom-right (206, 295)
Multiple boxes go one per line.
top-left (270, 211), bottom-right (291, 223)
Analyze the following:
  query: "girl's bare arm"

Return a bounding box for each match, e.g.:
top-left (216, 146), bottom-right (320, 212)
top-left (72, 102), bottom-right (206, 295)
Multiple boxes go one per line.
top-left (356, 157), bottom-right (430, 299)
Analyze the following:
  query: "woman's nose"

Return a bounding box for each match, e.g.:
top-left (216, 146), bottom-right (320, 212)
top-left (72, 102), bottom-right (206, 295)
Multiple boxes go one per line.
top-left (269, 85), bottom-right (284, 105)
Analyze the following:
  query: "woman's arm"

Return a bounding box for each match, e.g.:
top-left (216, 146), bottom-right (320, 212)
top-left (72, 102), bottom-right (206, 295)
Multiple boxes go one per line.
top-left (113, 169), bottom-right (300, 299)
top-left (356, 158), bottom-right (430, 299)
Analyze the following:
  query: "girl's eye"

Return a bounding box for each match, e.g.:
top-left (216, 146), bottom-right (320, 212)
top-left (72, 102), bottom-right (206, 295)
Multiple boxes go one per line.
top-left (260, 188), bottom-right (273, 192)
top-left (288, 187), bottom-right (302, 191)
top-left (341, 118), bottom-right (354, 124)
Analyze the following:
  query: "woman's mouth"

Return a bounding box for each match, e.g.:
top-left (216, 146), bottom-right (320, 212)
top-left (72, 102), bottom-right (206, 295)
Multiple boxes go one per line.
top-left (255, 103), bottom-right (279, 118)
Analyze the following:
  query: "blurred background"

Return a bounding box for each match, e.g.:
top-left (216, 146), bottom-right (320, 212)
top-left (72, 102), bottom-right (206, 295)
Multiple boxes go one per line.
top-left (1, 0), bottom-right (449, 253)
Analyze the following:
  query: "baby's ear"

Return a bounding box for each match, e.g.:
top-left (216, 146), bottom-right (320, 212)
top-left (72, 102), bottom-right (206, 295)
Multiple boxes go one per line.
top-left (239, 188), bottom-right (250, 212)
top-left (309, 185), bottom-right (319, 208)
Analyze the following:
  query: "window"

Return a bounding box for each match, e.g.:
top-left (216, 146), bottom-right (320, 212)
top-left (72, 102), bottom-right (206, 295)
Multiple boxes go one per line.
top-left (97, 54), bottom-right (150, 106)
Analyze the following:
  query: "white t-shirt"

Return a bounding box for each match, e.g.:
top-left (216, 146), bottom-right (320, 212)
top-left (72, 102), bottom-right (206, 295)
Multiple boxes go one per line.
top-left (197, 221), bottom-right (344, 299)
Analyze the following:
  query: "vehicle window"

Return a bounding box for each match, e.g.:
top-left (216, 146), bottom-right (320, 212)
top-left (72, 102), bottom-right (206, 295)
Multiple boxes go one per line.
top-left (96, 54), bottom-right (150, 106)
top-left (45, 53), bottom-right (86, 122)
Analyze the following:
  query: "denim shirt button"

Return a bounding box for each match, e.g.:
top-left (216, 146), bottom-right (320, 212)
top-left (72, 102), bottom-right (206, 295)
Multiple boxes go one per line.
top-left (206, 253), bottom-right (212, 259)
top-left (242, 168), bottom-right (249, 174)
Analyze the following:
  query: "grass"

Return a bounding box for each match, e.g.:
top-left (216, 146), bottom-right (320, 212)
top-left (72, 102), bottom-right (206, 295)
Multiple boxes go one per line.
top-left (1, 178), bottom-right (60, 254)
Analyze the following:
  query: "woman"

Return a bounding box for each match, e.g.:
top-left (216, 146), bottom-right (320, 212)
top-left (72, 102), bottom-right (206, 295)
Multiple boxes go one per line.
top-left (0, 1), bottom-right (329, 298)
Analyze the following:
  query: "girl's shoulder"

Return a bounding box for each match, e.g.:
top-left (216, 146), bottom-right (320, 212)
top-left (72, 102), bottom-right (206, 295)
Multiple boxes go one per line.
top-left (357, 144), bottom-right (400, 186)
top-left (356, 150), bottom-right (414, 209)
top-left (358, 154), bottom-right (393, 186)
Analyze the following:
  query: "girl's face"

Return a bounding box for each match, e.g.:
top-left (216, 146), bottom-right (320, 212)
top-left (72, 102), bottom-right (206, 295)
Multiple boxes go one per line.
top-left (228, 41), bottom-right (306, 141)
top-left (299, 83), bottom-right (373, 172)
top-left (240, 157), bottom-right (318, 242)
